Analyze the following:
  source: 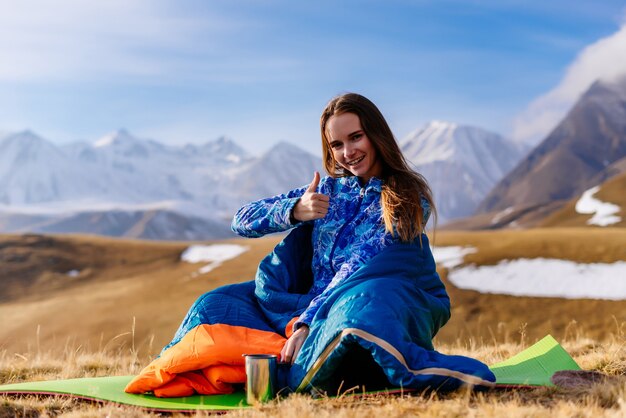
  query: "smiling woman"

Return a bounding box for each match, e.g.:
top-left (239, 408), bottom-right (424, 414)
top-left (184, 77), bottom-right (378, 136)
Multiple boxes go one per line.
top-left (125, 92), bottom-right (496, 397)
top-left (319, 93), bottom-right (435, 242)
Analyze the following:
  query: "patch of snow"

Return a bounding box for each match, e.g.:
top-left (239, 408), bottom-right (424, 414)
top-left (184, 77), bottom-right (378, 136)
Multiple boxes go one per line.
top-left (181, 244), bottom-right (249, 275)
top-left (93, 133), bottom-right (117, 148)
top-left (575, 186), bottom-right (621, 226)
top-left (66, 269), bottom-right (80, 277)
top-left (491, 206), bottom-right (514, 224)
top-left (432, 246), bottom-right (478, 269)
top-left (198, 264), bottom-right (219, 274)
top-left (448, 258), bottom-right (626, 300)
top-left (226, 154), bottom-right (241, 163)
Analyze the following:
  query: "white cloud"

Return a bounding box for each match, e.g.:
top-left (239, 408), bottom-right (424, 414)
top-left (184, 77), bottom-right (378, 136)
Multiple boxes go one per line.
top-left (512, 23), bottom-right (626, 145)
top-left (0, 0), bottom-right (252, 83)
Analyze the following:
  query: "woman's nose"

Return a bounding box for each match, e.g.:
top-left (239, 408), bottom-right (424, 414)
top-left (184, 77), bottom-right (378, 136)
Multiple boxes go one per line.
top-left (344, 143), bottom-right (356, 158)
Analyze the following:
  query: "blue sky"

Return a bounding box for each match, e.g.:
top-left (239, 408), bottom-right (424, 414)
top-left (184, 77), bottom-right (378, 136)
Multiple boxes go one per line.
top-left (1, 0), bottom-right (625, 155)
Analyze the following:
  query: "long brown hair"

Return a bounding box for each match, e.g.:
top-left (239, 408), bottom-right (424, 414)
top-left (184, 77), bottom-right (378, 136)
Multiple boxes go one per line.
top-left (320, 93), bottom-right (436, 242)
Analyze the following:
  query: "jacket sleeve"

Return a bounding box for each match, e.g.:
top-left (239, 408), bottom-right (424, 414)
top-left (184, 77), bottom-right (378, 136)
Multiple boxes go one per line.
top-left (231, 186), bottom-right (309, 238)
top-left (294, 227), bottom-right (395, 329)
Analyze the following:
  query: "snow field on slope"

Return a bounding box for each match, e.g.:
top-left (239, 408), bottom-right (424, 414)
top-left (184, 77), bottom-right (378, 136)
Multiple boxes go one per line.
top-left (434, 246), bottom-right (626, 300)
top-left (181, 244), bottom-right (249, 275)
top-left (575, 186), bottom-right (621, 226)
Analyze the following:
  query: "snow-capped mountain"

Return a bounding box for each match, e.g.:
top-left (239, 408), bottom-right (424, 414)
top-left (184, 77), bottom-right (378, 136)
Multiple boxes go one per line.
top-left (401, 121), bottom-right (528, 223)
top-left (0, 130), bottom-right (321, 240)
top-left (0, 131), bottom-right (101, 204)
top-left (228, 141), bottom-right (323, 199)
top-left (61, 130), bottom-right (254, 206)
top-left (0, 120), bottom-right (529, 237)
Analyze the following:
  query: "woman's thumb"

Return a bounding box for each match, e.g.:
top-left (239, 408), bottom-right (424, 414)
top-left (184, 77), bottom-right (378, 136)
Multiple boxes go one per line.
top-left (306, 171), bottom-right (320, 193)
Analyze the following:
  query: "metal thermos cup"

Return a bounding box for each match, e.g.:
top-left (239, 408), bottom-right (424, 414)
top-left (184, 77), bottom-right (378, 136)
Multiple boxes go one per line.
top-left (244, 354), bottom-right (277, 404)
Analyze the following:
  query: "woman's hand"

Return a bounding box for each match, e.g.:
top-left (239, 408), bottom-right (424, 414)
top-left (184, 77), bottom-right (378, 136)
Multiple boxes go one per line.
top-left (280, 325), bottom-right (309, 364)
top-left (293, 172), bottom-right (329, 222)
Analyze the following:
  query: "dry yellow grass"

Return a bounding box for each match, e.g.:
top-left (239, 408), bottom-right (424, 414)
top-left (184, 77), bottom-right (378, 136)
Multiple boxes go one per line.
top-left (1, 228), bottom-right (625, 416)
top-left (431, 228), bottom-right (626, 343)
top-left (0, 333), bottom-right (624, 417)
top-left (430, 227), bottom-right (626, 264)
top-left (0, 233), bottom-right (283, 356)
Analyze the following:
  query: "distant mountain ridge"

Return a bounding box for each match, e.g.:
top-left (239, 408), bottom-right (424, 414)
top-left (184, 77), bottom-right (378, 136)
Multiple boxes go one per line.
top-left (0, 117), bottom-right (524, 239)
top-left (0, 130), bottom-right (99, 205)
top-left (0, 130), bottom-right (323, 239)
top-left (401, 121), bottom-right (528, 223)
top-left (476, 75), bottom-right (626, 218)
top-left (1, 130), bottom-right (240, 208)
top-left (0, 118), bottom-right (534, 238)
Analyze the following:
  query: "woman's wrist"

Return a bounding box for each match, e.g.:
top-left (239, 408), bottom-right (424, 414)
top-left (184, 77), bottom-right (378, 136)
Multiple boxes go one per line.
top-left (293, 320), bottom-right (310, 332)
top-left (290, 204), bottom-right (300, 224)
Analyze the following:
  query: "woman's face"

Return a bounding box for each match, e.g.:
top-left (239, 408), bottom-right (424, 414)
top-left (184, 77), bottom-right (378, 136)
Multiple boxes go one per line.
top-left (326, 112), bottom-right (382, 182)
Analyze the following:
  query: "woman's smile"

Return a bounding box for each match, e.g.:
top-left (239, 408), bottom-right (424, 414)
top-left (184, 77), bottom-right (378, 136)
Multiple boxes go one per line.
top-left (346, 155), bottom-right (365, 166)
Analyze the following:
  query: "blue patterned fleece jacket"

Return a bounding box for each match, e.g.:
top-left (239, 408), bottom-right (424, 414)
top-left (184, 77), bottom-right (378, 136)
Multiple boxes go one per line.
top-left (231, 175), bottom-right (430, 330)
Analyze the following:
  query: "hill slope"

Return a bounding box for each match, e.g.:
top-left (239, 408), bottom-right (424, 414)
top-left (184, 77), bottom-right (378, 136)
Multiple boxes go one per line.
top-left (0, 230), bottom-right (624, 356)
top-left (541, 171), bottom-right (625, 228)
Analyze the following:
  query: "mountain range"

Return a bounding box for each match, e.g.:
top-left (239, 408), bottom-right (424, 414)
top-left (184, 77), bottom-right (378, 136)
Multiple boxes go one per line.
top-left (401, 121), bottom-right (528, 223)
top-left (4, 64), bottom-right (626, 239)
top-left (8, 101), bottom-right (600, 239)
top-left (467, 74), bottom-right (626, 229)
top-left (0, 130), bottom-right (325, 239)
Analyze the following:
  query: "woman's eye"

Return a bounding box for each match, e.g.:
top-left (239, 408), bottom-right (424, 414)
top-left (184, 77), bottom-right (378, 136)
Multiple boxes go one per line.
top-left (352, 134), bottom-right (362, 140)
top-left (331, 143), bottom-right (342, 149)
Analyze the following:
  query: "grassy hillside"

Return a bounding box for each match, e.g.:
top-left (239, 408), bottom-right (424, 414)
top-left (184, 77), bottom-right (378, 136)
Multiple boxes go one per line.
top-left (0, 229), bottom-right (625, 416)
top-left (442, 171), bottom-right (626, 231)
top-left (431, 229), bottom-right (626, 344)
top-left (541, 172), bottom-right (626, 228)
top-left (0, 233), bottom-right (282, 356)
top-left (0, 228), bottom-right (624, 357)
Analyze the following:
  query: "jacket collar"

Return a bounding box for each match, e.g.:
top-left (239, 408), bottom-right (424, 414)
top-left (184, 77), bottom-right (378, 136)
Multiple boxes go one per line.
top-left (344, 175), bottom-right (383, 194)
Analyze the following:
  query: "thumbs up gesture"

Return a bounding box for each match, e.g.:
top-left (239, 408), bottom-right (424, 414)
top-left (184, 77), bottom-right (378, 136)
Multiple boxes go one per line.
top-left (292, 172), bottom-right (330, 222)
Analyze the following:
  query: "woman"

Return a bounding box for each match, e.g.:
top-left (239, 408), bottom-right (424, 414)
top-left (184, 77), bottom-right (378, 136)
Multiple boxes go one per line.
top-left (126, 93), bottom-right (495, 397)
top-left (232, 93), bottom-right (436, 364)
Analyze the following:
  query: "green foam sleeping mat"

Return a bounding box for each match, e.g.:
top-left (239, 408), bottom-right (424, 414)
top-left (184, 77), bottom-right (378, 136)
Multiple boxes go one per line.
top-left (0, 375), bottom-right (246, 412)
top-left (489, 334), bottom-right (581, 386)
top-left (0, 335), bottom-right (580, 411)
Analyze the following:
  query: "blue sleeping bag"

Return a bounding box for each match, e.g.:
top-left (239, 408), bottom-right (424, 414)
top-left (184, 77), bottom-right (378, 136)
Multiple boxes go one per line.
top-left (280, 227), bottom-right (495, 391)
top-left (257, 224), bottom-right (496, 392)
top-left (157, 224), bottom-right (495, 394)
